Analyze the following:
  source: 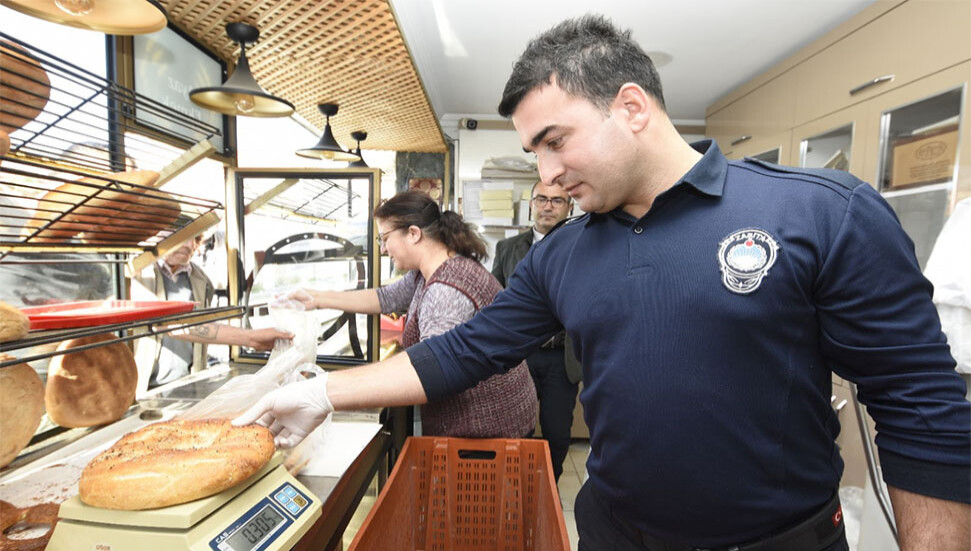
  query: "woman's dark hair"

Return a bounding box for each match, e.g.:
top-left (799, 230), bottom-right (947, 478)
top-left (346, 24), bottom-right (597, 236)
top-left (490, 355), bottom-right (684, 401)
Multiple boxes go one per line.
top-left (498, 14), bottom-right (665, 117)
top-left (374, 191), bottom-right (488, 262)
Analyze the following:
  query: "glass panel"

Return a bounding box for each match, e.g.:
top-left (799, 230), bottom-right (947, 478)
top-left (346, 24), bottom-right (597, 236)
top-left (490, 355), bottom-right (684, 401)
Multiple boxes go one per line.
top-left (0, 5), bottom-right (119, 314)
top-left (878, 87), bottom-right (963, 191)
top-left (800, 123), bottom-right (852, 171)
top-left (240, 174), bottom-right (374, 363)
top-left (877, 86), bottom-right (963, 270)
top-left (751, 148), bottom-right (780, 164)
top-left (882, 187), bottom-right (950, 270)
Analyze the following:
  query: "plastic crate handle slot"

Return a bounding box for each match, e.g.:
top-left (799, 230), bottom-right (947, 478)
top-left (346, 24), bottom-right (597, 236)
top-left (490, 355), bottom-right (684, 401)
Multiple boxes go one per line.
top-left (457, 449), bottom-right (497, 460)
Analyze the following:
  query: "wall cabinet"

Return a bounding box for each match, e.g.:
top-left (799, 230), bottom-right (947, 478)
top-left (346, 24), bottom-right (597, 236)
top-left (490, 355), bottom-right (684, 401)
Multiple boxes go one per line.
top-left (705, 0), bottom-right (970, 501)
top-left (706, 71), bottom-right (796, 159)
top-left (793, 0), bottom-right (970, 126)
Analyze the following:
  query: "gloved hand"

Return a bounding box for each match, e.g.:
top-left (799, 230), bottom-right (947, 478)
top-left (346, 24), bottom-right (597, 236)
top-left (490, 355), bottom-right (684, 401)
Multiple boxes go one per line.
top-left (268, 289), bottom-right (316, 311)
top-left (232, 373), bottom-right (333, 448)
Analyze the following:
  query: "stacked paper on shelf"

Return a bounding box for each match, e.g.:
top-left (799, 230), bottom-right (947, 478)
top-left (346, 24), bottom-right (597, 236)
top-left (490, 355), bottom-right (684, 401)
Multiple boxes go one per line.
top-left (481, 209), bottom-right (515, 219)
top-left (478, 181), bottom-right (515, 223)
top-left (481, 199), bottom-right (514, 210)
top-left (480, 189), bottom-right (513, 201)
top-left (481, 156), bottom-right (539, 180)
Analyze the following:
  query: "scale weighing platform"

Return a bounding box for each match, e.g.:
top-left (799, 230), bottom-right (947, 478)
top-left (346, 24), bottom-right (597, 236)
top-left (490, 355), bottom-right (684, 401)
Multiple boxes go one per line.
top-left (47, 453), bottom-right (322, 551)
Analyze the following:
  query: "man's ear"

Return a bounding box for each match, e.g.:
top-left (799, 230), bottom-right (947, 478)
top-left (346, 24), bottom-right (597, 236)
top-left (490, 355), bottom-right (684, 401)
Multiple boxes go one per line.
top-left (613, 83), bottom-right (652, 133)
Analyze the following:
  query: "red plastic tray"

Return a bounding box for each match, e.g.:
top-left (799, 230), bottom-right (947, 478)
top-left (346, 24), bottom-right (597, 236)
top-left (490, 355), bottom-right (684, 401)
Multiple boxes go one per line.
top-left (22, 300), bottom-right (197, 330)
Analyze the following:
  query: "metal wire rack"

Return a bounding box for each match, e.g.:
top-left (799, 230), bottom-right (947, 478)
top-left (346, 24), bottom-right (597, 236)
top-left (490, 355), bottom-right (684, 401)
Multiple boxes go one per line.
top-left (0, 156), bottom-right (223, 258)
top-left (0, 32), bottom-right (221, 174)
top-left (0, 305), bottom-right (248, 367)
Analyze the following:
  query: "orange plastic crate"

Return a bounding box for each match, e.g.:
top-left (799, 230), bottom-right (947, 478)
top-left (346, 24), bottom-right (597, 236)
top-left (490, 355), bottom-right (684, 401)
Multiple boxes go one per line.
top-left (348, 436), bottom-right (570, 551)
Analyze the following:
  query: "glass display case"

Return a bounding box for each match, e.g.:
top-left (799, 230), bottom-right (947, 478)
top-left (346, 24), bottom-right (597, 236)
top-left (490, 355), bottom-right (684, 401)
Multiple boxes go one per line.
top-left (799, 123), bottom-right (853, 171)
top-left (228, 168), bottom-right (382, 367)
top-left (876, 86), bottom-right (965, 268)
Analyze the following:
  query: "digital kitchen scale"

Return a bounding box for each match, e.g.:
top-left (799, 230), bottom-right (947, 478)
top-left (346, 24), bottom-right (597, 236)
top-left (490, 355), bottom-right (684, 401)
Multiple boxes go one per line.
top-left (47, 453), bottom-right (322, 551)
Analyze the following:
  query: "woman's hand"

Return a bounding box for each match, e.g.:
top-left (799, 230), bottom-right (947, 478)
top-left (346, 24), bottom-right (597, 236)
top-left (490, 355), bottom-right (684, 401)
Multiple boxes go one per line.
top-left (285, 289), bottom-right (320, 310)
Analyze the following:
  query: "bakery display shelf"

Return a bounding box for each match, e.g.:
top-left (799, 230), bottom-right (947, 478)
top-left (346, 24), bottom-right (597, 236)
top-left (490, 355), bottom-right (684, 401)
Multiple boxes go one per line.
top-left (0, 33), bottom-right (221, 175)
top-left (0, 156), bottom-right (223, 258)
top-left (0, 304), bottom-right (247, 367)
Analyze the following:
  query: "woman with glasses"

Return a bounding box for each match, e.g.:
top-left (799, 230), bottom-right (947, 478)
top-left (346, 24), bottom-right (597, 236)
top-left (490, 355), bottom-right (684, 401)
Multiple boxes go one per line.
top-left (289, 190), bottom-right (537, 438)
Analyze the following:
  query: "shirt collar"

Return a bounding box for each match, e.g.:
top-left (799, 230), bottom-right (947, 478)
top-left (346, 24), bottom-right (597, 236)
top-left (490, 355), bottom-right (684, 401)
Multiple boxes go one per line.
top-left (532, 227), bottom-right (546, 242)
top-left (158, 258), bottom-right (192, 282)
top-left (680, 139), bottom-right (727, 197)
top-left (587, 139), bottom-right (728, 225)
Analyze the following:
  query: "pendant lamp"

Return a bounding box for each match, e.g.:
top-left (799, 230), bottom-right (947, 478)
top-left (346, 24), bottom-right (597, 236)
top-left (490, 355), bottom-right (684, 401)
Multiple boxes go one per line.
top-left (296, 104), bottom-right (360, 161)
top-left (189, 22), bottom-right (294, 118)
top-left (0, 0), bottom-right (167, 35)
top-left (347, 131), bottom-right (369, 168)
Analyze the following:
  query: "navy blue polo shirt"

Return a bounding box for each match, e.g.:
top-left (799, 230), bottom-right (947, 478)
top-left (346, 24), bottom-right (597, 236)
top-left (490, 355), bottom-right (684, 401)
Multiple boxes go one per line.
top-left (407, 140), bottom-right (970, 546)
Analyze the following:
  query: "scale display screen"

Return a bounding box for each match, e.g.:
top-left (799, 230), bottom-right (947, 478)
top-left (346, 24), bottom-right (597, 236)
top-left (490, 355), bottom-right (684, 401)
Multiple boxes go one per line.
top-left (223, 505), bottom-right (285, 551)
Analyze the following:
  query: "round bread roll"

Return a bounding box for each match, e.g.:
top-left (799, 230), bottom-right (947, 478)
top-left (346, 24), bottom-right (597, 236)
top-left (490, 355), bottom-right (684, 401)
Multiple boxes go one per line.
top-left (45, 334), bottom-right (137, 428)
top-left (0, 40), bottom-right (51, 134)
top-left (0, 357), bottom-right (44, 467)
top-left (0, 300), bottom-right (30, 343)
top-left (80, 419), bottom-right (275, 510)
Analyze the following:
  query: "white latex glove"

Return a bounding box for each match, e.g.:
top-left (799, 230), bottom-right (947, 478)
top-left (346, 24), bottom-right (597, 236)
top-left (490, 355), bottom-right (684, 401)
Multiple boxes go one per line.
top-left (232, 373), bottom-right (333, 448)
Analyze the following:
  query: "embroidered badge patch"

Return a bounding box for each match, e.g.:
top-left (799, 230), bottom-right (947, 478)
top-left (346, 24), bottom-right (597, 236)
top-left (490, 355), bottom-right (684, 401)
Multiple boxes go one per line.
top-left (717, 228), bottom-right (779, 294)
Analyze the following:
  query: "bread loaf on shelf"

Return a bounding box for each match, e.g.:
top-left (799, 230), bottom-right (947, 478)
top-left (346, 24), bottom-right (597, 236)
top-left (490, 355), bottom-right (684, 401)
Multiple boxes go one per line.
top-left (80, 419), bottom-right (275, 510)
top-left (0, 128), bottom-right (9, 158)
top-left (0, 300), bottom-right (30, 343)
top-left (45, 334), bottom-right (137, 428)
top-left (22, 170), bottom-right (175, 244)
top-left (0, 40), bottom-right (51, 134)
top-left (0, 357), bottom-right (45, 467)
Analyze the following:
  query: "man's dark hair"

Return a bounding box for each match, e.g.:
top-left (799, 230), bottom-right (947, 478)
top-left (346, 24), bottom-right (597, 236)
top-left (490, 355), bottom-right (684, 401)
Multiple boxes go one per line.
top-left (498, 14), bottom-right (665, 117)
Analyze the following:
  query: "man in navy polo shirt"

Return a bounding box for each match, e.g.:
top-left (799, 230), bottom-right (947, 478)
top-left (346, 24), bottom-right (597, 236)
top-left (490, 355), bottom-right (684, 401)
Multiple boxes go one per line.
top-left (238, 14), bottom-right (970, 551)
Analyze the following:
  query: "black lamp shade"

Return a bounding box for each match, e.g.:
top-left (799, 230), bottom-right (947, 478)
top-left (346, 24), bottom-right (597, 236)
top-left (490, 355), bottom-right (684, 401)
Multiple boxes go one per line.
top-left (0, 0), bottom-right (167, 35)
top-left (296, 104), bottom-right (359, 161)
top-left (347, 150), bottom-right (369, 168)
top-left (348, 131), bottom-right (369, 167)
top-left (189, 23), bottom-right (293, 118)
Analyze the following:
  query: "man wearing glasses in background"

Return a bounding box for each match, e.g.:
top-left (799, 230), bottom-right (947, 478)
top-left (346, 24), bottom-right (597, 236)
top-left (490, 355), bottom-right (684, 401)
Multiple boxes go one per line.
top-left (492, 181), bottom-right (582, 482)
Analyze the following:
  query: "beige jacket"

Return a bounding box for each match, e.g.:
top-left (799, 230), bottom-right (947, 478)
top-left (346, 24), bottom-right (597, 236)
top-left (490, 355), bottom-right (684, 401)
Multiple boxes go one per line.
top-left (132, 262), bottom-right (214, 397)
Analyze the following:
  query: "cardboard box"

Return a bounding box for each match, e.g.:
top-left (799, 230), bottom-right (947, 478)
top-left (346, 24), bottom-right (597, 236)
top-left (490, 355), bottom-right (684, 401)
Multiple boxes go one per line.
top-left (890, 125), bottom-right (959, 190)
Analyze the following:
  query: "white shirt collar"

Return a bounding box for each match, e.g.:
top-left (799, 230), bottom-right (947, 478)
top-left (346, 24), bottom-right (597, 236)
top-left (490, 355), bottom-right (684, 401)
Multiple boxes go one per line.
top-left (158, 258), bottom-right (192, 282)
top-left (532, 227), bottom-right (546, 243)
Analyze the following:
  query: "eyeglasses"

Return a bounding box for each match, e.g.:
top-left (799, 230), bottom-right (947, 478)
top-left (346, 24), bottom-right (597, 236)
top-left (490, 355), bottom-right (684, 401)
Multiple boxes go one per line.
top-left (531, 195), bottom-right (570, 207)
top-left (377, 228), bottom-right (400, 248)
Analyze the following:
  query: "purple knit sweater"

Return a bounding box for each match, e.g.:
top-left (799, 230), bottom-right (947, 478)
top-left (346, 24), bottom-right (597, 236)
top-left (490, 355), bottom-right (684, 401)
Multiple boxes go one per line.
top-left (381, 256), bottom-right (536, 438)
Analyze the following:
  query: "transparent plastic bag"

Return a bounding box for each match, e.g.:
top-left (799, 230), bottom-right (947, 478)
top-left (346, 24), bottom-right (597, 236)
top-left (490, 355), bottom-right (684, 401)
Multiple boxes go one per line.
top-left (178, 292), bottom-right (330, 473)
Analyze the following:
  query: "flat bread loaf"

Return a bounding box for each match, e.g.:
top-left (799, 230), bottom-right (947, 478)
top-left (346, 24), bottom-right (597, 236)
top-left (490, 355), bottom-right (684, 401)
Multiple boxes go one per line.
top-left (0, 357), bottom-right (44, 467)
top-left (45, 334), bottom-right (137, 428)
top-left (79, 419), bottom-right (275, 510)
top-left (0, 301), bottom-right (30, 343)
top-left (0, 40), bottom-right (51, 134)
top-left (23, 170), bottom-right (170, 243)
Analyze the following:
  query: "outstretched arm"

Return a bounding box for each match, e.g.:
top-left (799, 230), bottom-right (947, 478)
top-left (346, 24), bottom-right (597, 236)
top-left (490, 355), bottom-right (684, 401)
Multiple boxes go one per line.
top-left (170, 324), bottom-right (292, 351)
top-left (233, 351), bottom-right (426, 446)
top-left (289, 288), bottom-right (382, 314)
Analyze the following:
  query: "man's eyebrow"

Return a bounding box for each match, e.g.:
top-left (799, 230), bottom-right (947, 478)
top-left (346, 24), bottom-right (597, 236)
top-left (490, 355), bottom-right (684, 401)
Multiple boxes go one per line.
top-left (523, 125), bottom-right (558, 153)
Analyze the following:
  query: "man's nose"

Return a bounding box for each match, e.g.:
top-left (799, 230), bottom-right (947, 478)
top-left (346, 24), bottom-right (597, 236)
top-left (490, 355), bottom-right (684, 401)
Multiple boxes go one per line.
top-left (537, 154), bottom-right (565, 188)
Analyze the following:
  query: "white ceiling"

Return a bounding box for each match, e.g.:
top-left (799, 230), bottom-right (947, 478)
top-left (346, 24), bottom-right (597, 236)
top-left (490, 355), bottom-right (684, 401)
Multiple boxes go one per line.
top-left (391, 0), bottom-right (877, 124)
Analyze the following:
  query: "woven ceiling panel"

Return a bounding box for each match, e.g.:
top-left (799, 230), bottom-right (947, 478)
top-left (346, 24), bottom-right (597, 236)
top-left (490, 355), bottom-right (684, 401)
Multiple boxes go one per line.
top-left (161, 0), bottom-right (446, 153)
